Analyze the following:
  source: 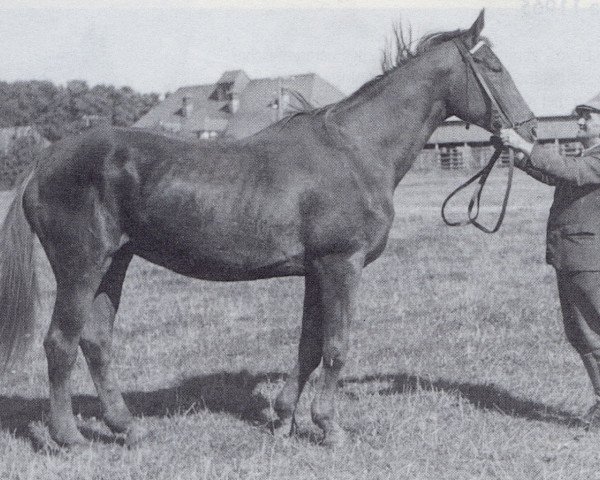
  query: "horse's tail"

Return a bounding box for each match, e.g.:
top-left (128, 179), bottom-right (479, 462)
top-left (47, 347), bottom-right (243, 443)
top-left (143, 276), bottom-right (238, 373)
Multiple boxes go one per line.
top-left (0, 172), bottom-right (38, 371)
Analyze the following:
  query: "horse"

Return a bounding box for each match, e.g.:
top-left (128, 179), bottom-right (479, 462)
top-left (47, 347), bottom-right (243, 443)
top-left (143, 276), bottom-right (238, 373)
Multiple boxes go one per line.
top-left (0, 10), bottom-right (536, 448)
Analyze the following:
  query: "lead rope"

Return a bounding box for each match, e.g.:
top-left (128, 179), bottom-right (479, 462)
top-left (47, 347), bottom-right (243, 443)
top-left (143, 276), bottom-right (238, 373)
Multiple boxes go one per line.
top-left (441, 138), bottom-right (513, 233)
top-left (468, 142), bottom-right (514, 234)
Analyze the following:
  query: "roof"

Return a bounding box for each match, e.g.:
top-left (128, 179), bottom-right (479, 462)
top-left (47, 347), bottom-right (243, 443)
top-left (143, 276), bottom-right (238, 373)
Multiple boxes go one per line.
top-left (0, 126), bottom-right (50, 153)
top-left (134, 70), bottom-right (345, 139)
top-left (225, 73), bottom-right (344, 138)
top-left (426, 115), bottom-right (580, 145)
top-left (216, 70), bottom-right (250, 94)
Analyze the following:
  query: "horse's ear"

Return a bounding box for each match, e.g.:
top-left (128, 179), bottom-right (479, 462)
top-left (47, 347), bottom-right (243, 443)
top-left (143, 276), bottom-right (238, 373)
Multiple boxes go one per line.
top-left (467, 9), bottom-right (485, 46)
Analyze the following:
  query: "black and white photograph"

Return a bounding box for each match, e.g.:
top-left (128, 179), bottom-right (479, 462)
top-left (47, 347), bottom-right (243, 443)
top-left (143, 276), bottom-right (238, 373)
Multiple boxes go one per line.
top-left (2, 1), bottom-right (600, 478)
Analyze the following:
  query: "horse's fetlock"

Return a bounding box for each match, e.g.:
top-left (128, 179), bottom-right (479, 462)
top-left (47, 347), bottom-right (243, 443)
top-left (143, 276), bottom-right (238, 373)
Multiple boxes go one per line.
top-left (44, 332), bottom-right (78, 370)
top-left (79, 338), bottom-right (104, 366)
top-left (274, 399), bottom-right (293, 420)
top-left (311, 399), bottom-right (335, 429)
top-left (322, 343), bottom-right (346, 370)
top-left (43, 331), bottom-right (59, 353)
top-left (274, 384), bottom-right (296, 419)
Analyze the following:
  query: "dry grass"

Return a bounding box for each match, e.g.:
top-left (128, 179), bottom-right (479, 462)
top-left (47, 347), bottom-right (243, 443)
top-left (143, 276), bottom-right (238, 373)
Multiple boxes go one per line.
top-left (0, 169), bottom-right (598, 479)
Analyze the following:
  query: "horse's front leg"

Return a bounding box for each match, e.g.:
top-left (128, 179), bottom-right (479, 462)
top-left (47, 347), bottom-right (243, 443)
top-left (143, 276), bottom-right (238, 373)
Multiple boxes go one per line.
top-left (310, 251), bottom-right (364, 447)
top-left (274, 267), bottom-right (325, 434)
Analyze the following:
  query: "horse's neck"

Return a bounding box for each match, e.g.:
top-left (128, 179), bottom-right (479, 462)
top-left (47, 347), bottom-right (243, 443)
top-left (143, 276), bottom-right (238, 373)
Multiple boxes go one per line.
top-left (328, 60), bottom-right (449, 187)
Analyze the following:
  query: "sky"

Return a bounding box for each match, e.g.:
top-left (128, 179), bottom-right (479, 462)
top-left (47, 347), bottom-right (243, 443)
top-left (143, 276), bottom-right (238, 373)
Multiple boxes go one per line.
top-left (1, 1), bottom-right (600, 116)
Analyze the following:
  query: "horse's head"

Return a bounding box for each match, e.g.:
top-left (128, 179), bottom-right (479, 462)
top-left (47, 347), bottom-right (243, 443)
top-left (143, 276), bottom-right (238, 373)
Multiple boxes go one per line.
top-left (445, 10), bottom-right (537, 142)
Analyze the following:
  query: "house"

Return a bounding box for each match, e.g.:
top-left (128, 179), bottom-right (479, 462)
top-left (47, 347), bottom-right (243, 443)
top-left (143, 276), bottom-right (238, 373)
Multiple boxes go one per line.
top-left (134, 70), bottom-right (345, 140)
top-left (0, 126), bottom-right (50, 154)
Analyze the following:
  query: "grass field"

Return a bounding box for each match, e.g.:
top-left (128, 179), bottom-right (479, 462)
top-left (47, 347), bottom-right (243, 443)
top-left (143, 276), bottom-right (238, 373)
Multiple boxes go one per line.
top-left (0, 168), bottom-right (598, 479)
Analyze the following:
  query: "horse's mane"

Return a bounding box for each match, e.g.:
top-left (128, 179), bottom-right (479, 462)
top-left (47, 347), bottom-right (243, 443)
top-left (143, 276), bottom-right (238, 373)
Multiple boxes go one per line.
top-left (333, 24), bottom-right (492, 109)
top-left (277, 23), bottom-right (489, 127)
top-left (382, 25), bottom-right (459, 73)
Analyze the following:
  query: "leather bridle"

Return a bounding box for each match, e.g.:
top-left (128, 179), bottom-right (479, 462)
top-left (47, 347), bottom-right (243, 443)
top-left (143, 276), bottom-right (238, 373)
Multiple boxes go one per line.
top-left (441, 39), bottom-right (536, 234)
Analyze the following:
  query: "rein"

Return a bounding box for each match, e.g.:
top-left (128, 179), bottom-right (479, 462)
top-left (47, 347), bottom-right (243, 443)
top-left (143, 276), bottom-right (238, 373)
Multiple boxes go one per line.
top-left (441, 136), bottom-right (512, 234)
top-left (441, 39), bottom-right (532, 234)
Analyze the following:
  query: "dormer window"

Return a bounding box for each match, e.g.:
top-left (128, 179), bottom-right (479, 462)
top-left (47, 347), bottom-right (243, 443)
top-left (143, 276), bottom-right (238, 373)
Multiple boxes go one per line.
top-left (198, 130), bottom-right (219, 140)
top-left (210, 82), bottom-right (233, 101)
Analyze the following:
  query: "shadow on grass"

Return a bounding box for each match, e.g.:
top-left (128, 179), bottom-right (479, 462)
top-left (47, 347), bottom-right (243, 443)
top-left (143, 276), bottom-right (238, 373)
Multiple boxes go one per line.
top-left (125, 370), bottom-right (286, 423)
top-left (0, 370), bottom-right (585, 448)
top-left (0, 370), bottom-right (285, 447)
top-left (342, 373), bottom-right (586, 428)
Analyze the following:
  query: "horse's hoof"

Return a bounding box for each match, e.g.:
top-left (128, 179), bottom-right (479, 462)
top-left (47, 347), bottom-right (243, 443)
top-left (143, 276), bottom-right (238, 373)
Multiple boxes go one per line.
top-left (51, 429), bottom-right (89, 449)
top-left (29, 422), bottom-right (60, 453)
top-left (104, 411), bottom-right (135, 435)
top-left (321, 426), bottom-right (349, 449)
top-left (124, 423), bottom-right (149, 448)
top-left (271, 417), bottom-right (297, 438)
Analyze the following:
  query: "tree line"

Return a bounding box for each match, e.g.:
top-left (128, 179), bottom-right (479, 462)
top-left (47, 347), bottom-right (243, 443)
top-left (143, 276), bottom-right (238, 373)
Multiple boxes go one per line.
top-left (0, 79), bottom-right (160, 187)
top-left (0, 79), bottom-right (160, 141)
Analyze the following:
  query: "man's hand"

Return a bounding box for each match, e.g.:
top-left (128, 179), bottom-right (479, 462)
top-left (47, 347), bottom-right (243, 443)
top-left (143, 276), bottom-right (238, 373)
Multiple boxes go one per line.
top-left (500, 128), bottom-right (535, 157)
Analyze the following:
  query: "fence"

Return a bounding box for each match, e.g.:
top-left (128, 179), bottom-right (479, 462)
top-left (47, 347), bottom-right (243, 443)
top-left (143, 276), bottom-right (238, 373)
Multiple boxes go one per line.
top-left (414, 140), bottom-right (583, 171)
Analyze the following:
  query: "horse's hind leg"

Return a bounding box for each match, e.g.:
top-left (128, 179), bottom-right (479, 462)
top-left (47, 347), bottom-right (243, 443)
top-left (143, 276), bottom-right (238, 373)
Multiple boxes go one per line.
top-left (35, 202), bottom-right (124, 446)
top-left (45, 272), bottom-right (109, 446)
top-left (79, 248), bottom-right (135, 438)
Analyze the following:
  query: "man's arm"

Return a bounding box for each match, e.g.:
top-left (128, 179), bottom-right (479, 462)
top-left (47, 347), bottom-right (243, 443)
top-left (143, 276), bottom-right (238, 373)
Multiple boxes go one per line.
top-left (500, 128), bottom-right (600, 187)
top-left (516, 153), bottom-right (557, 186)
top-left (526, 143), bottom-right (600, 186)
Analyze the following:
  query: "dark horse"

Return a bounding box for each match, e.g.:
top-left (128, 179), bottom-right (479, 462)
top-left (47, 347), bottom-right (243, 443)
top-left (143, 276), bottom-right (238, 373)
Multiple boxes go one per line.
top-left (0, 11), bottom-right (536, 447)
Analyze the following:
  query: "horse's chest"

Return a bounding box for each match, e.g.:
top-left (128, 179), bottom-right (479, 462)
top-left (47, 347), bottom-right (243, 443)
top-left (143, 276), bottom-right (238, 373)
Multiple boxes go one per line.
top-left (301, 192), bottom-right (393, 258)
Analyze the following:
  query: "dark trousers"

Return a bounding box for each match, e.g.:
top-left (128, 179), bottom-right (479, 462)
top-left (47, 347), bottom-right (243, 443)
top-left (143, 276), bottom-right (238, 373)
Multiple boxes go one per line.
top-left (557, 270), bottom-right (600, 397)
top-left (557, 270), bottom-right (600, 354)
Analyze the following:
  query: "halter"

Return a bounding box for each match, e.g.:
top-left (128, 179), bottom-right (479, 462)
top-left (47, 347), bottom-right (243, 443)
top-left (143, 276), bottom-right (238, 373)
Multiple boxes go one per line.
top-left (441, 39), bottom-right (536, 234)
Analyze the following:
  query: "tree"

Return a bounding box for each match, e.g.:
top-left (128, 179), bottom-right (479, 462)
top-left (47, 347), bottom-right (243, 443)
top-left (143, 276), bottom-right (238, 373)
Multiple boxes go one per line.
top-left (0, 80), bottom-right (160, 141)
top-left (0, 80), bottom-right (160, 188)
top-left (0, 132), bottom-right (45, 188)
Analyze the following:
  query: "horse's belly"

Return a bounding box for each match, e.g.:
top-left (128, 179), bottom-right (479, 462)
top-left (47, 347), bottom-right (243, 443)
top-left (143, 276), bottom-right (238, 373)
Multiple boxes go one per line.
top-left (129, 220), bottom-right (306, 281)
top-left (134, 247), bottom-right (305, 280)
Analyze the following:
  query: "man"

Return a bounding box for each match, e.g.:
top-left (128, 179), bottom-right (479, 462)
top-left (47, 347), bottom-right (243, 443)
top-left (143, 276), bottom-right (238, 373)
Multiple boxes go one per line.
top-left (501, 94), bottom-right (600, 429)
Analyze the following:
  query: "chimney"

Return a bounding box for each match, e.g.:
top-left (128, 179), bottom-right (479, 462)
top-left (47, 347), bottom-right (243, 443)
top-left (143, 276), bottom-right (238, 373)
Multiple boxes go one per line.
top-left (182, 96), bottom-right (193, 117)
top-left (230, 93), bottom-right (240, 114)
top-left (281, 91), bottom-right (290, 110)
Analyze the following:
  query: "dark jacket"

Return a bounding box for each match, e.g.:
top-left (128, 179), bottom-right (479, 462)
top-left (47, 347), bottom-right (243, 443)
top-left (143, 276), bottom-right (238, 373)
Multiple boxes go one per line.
top-left (521, 143), bottom-right (600, 271)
